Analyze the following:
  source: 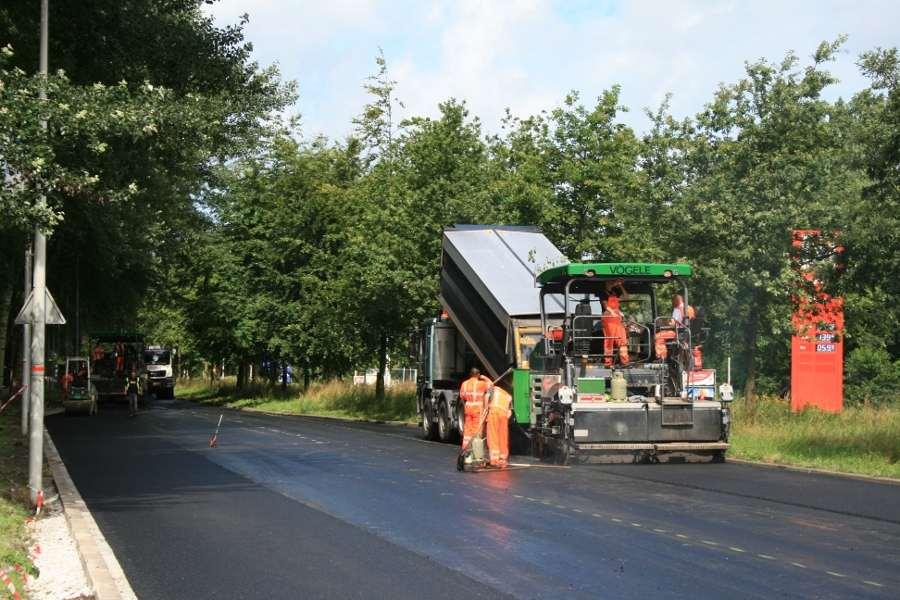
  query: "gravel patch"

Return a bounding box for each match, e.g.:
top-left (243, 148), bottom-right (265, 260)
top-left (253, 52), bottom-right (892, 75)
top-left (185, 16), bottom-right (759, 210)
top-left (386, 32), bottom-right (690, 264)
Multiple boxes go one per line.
top-left (26, 498), bottom-right (93, 600)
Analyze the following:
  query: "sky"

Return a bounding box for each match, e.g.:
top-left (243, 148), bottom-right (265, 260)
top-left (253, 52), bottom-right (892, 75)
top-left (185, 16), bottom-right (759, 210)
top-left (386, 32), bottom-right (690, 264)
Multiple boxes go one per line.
top-left (204, 0), bottom-right (900, 140)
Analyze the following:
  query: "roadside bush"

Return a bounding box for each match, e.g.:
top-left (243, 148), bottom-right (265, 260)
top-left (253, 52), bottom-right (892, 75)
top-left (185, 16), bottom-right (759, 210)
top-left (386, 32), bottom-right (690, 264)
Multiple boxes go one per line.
top-left (845, 347), bottom-right (900, 406)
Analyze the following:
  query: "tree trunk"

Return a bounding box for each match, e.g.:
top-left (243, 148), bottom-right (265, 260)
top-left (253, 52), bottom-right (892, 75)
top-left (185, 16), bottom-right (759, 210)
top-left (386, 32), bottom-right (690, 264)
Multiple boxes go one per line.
top-left (375, 331), bottom-right (387, 401)
top-left (236, 359), bottom-right (246, 391)
top-left (281, 361), bottom-right (288, 392)
top-left (303, 363), bottom-right (310, 393)
top-left (743, 291), bottom-right (761, 409)
top-left (0, 277), bottom-right (12, 388)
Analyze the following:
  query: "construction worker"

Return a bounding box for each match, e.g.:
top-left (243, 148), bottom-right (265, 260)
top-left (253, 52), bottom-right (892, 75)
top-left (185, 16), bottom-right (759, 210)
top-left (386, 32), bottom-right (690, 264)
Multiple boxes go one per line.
top-left (657, 295), bottom-right (695, 360)
top-left (601, 295), bottom-right (629, 366)
top-left (115, 340), bottom-right (126, 373)
top-left (91, 342), bottom-right (105, 370)
top-left (671, 294), bottom-right (695, 326)
top-left (126, 367), bottom-right (141, 417)
top-left (486, 386), bottom-right (512, 468)
top-left (459, 368), bottom-right (491, 453)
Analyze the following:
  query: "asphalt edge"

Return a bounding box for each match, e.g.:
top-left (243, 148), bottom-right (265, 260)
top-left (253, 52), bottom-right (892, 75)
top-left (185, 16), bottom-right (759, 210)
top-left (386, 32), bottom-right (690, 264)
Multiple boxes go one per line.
top-left (726, 456), bottom-right (900, 486)
top-left (44, 429), bottom-right (138, 600)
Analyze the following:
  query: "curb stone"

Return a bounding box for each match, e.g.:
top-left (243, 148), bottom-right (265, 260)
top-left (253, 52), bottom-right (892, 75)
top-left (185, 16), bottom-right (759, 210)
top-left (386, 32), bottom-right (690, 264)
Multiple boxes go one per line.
top-left (44, 430), bottom-right (138, 600)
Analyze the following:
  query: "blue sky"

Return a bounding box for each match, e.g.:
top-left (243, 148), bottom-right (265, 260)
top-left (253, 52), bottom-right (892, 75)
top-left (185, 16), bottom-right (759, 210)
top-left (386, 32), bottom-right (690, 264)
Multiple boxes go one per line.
top-left (205, 0), bottom-right (900, 140)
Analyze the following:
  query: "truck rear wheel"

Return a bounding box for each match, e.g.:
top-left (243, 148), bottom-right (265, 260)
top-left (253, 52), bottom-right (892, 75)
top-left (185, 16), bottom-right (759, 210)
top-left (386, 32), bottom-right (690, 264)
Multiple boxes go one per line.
top-left (437, 402), bottom-right (453, 442)
top-left (421, 406), bottom-right (438, 440)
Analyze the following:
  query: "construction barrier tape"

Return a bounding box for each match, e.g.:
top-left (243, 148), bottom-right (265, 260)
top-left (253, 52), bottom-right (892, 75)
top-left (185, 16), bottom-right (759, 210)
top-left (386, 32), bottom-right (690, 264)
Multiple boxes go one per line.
top-left (0, 386), bottom-right (26, 414)
top-left (0, 566), bottom-right (22, 600)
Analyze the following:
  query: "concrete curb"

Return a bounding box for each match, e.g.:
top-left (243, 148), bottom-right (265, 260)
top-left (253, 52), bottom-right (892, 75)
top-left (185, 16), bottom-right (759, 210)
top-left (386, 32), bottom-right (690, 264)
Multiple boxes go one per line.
top-left (727, 456), bottom-right (900, 486)
top-left (44, 430), bottom-right (138, 600)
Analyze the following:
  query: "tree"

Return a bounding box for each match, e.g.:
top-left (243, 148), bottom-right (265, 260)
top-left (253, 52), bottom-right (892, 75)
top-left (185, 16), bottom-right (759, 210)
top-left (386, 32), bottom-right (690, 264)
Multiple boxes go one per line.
top-left (0, 1), bottom-right (293, 374)
top-left (488, 89), bottom-right (643, 261)
top-left (653, 40), bottom-right (864, 403)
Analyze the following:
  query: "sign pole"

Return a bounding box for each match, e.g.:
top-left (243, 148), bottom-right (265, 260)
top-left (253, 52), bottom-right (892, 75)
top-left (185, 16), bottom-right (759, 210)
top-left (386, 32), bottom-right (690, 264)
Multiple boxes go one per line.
top-left (28, 0), bottom-right (49, 506)
top-left (21, 245), bottom-right (32, 436)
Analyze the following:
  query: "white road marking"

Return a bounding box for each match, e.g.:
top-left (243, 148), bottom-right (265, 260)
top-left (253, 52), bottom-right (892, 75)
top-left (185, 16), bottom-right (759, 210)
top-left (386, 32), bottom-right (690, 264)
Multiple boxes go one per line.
top-left (758, 554), bottom-right (776, 560)
top-left (729, 547), bottom-right (746, 553)
top-left (863, 581), bottom-right (884, 588)
top-left (826, 571), bottom-right (846, 578)
top-left (790, 562), bottom-right (806, 569)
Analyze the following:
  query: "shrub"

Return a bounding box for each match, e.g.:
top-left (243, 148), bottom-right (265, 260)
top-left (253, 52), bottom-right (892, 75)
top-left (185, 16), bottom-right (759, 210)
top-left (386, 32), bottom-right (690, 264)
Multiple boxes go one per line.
top-left (845, 347), bottom-right (900, 406)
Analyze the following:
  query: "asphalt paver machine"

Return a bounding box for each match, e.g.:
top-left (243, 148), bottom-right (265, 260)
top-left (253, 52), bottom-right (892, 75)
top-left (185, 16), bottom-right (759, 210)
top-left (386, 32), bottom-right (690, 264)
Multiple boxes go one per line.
top-left (61, 356), bottom-right (98, 415)
top-left (415, 225), bottom-right (731, 463)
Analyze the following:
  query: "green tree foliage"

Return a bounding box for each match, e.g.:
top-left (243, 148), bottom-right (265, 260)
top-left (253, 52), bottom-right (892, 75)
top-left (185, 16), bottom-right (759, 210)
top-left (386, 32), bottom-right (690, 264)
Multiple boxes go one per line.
top-left (489, 88), bottom-right (643, 260)
top-left (3, 13), bottom-right (897, 410)
top-left (647, 41), bottom-right (865, 403)
top-left (0, 1), bottom-right (292, 382)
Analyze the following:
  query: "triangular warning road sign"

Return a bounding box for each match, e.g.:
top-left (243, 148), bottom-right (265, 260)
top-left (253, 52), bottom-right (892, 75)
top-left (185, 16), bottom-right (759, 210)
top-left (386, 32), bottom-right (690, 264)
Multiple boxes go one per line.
top-left (14, 289), bottom-right (67, 325)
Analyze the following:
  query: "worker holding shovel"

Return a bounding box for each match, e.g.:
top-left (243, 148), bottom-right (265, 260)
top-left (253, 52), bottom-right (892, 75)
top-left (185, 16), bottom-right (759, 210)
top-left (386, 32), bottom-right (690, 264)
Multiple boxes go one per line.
top-left (459, 368), bottom-right (491, 467)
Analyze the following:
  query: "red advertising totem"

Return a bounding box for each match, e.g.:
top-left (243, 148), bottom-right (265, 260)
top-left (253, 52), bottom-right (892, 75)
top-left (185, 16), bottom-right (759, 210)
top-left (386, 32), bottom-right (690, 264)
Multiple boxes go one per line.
top-left (790, 230), bottom-right (844, 413)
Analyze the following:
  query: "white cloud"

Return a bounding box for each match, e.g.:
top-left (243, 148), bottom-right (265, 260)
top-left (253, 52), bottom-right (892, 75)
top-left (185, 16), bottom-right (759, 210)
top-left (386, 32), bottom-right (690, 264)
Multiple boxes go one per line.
top-left (204, 0), bottom-right (900, 140)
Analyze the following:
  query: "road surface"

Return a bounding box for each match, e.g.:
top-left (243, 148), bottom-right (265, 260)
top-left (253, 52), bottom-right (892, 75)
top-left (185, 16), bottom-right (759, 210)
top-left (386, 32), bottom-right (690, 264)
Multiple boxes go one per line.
top-left (47, 398), bottom-right (900, 599)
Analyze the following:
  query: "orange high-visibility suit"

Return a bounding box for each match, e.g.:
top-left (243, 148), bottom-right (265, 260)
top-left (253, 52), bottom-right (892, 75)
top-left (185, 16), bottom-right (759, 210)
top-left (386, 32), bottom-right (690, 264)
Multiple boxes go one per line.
top-left (115, 342), bottom-right (125, 373)
top-left (601, 296), bottom-right (629, 366)
top-left (655, 329), bottom-right (677, 359)
top-left (459, 374), bottom-right (491, 449)
top-left (486, 387), bottom-right (512, 468)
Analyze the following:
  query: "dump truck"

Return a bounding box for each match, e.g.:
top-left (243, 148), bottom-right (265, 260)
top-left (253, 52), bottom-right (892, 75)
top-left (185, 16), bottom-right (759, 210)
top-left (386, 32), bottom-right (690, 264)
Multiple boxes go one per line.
top-left (414, 225), bottom-right (731, 462)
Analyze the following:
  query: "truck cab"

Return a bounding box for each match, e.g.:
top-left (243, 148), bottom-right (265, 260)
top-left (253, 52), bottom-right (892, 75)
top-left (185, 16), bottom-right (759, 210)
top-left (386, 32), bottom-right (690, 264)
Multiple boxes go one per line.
top-left (143, 345), bottom-right (175, 399)
top-left (413, 315), bottom-right (474, 442)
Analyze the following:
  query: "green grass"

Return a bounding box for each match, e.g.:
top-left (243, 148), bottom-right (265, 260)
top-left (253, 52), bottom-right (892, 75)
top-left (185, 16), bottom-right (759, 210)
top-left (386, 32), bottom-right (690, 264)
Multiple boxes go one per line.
top-left (0, 397), bottom-right (37, 595)
top-left (179, 378), bottom-right (418, 424)
top-left (730, 396), bottom-right (900, 479)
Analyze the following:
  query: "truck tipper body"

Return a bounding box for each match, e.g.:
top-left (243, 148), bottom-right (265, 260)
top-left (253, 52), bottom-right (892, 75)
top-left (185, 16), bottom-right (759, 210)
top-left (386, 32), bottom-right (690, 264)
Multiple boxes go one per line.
top-left (415, 225), bottom-right (731, 462)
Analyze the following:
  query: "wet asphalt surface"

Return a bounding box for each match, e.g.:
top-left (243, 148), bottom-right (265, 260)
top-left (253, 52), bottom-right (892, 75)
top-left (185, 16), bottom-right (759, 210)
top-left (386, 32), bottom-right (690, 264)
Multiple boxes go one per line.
top-left (47, 398), bottom-right (900, 599)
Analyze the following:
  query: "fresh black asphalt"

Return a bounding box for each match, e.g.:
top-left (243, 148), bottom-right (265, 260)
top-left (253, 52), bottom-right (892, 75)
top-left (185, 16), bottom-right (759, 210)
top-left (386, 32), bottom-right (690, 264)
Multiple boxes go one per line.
top-left (47, 398), bottom-right (900, 599)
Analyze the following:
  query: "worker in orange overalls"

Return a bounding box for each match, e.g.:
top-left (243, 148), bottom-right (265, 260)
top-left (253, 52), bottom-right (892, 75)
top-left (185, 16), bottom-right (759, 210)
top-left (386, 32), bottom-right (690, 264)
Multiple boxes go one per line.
top-left (115, 341), bottom-right (125, 373)
top-left (656, 294), bottom-right (695, 360)
top-left (459, 368), bottom-right (492, 452)
top-left (486, 386), bottom-right (512, 468)
top-left (601, 295), bottom-right (629, 366)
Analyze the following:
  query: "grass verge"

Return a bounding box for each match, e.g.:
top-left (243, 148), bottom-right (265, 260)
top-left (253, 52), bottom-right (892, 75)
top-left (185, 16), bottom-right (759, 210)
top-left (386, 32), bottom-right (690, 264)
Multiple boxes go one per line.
top-left (0, 393), bottom-right (37, 596)
top-left (730, 396), bottom-right (900, 479)
top-left (178, 378), bottom-right (418, 424)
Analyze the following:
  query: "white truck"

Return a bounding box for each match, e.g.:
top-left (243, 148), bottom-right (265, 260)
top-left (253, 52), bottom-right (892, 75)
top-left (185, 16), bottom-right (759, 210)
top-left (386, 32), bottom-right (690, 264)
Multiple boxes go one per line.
top-left (143, 345), bottom-right (176, 399)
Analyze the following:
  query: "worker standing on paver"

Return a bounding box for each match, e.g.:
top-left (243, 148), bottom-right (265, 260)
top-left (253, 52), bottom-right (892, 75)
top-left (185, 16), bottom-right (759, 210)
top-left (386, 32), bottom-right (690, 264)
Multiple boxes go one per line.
top-left (601, 295), bottom-right (629, 365)
top-left (486, 386), bottom-right (512, 468)
top-left (126, 367), bottom-right (141, 417)
top-left (459, 368), bottom-right (491, 453)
